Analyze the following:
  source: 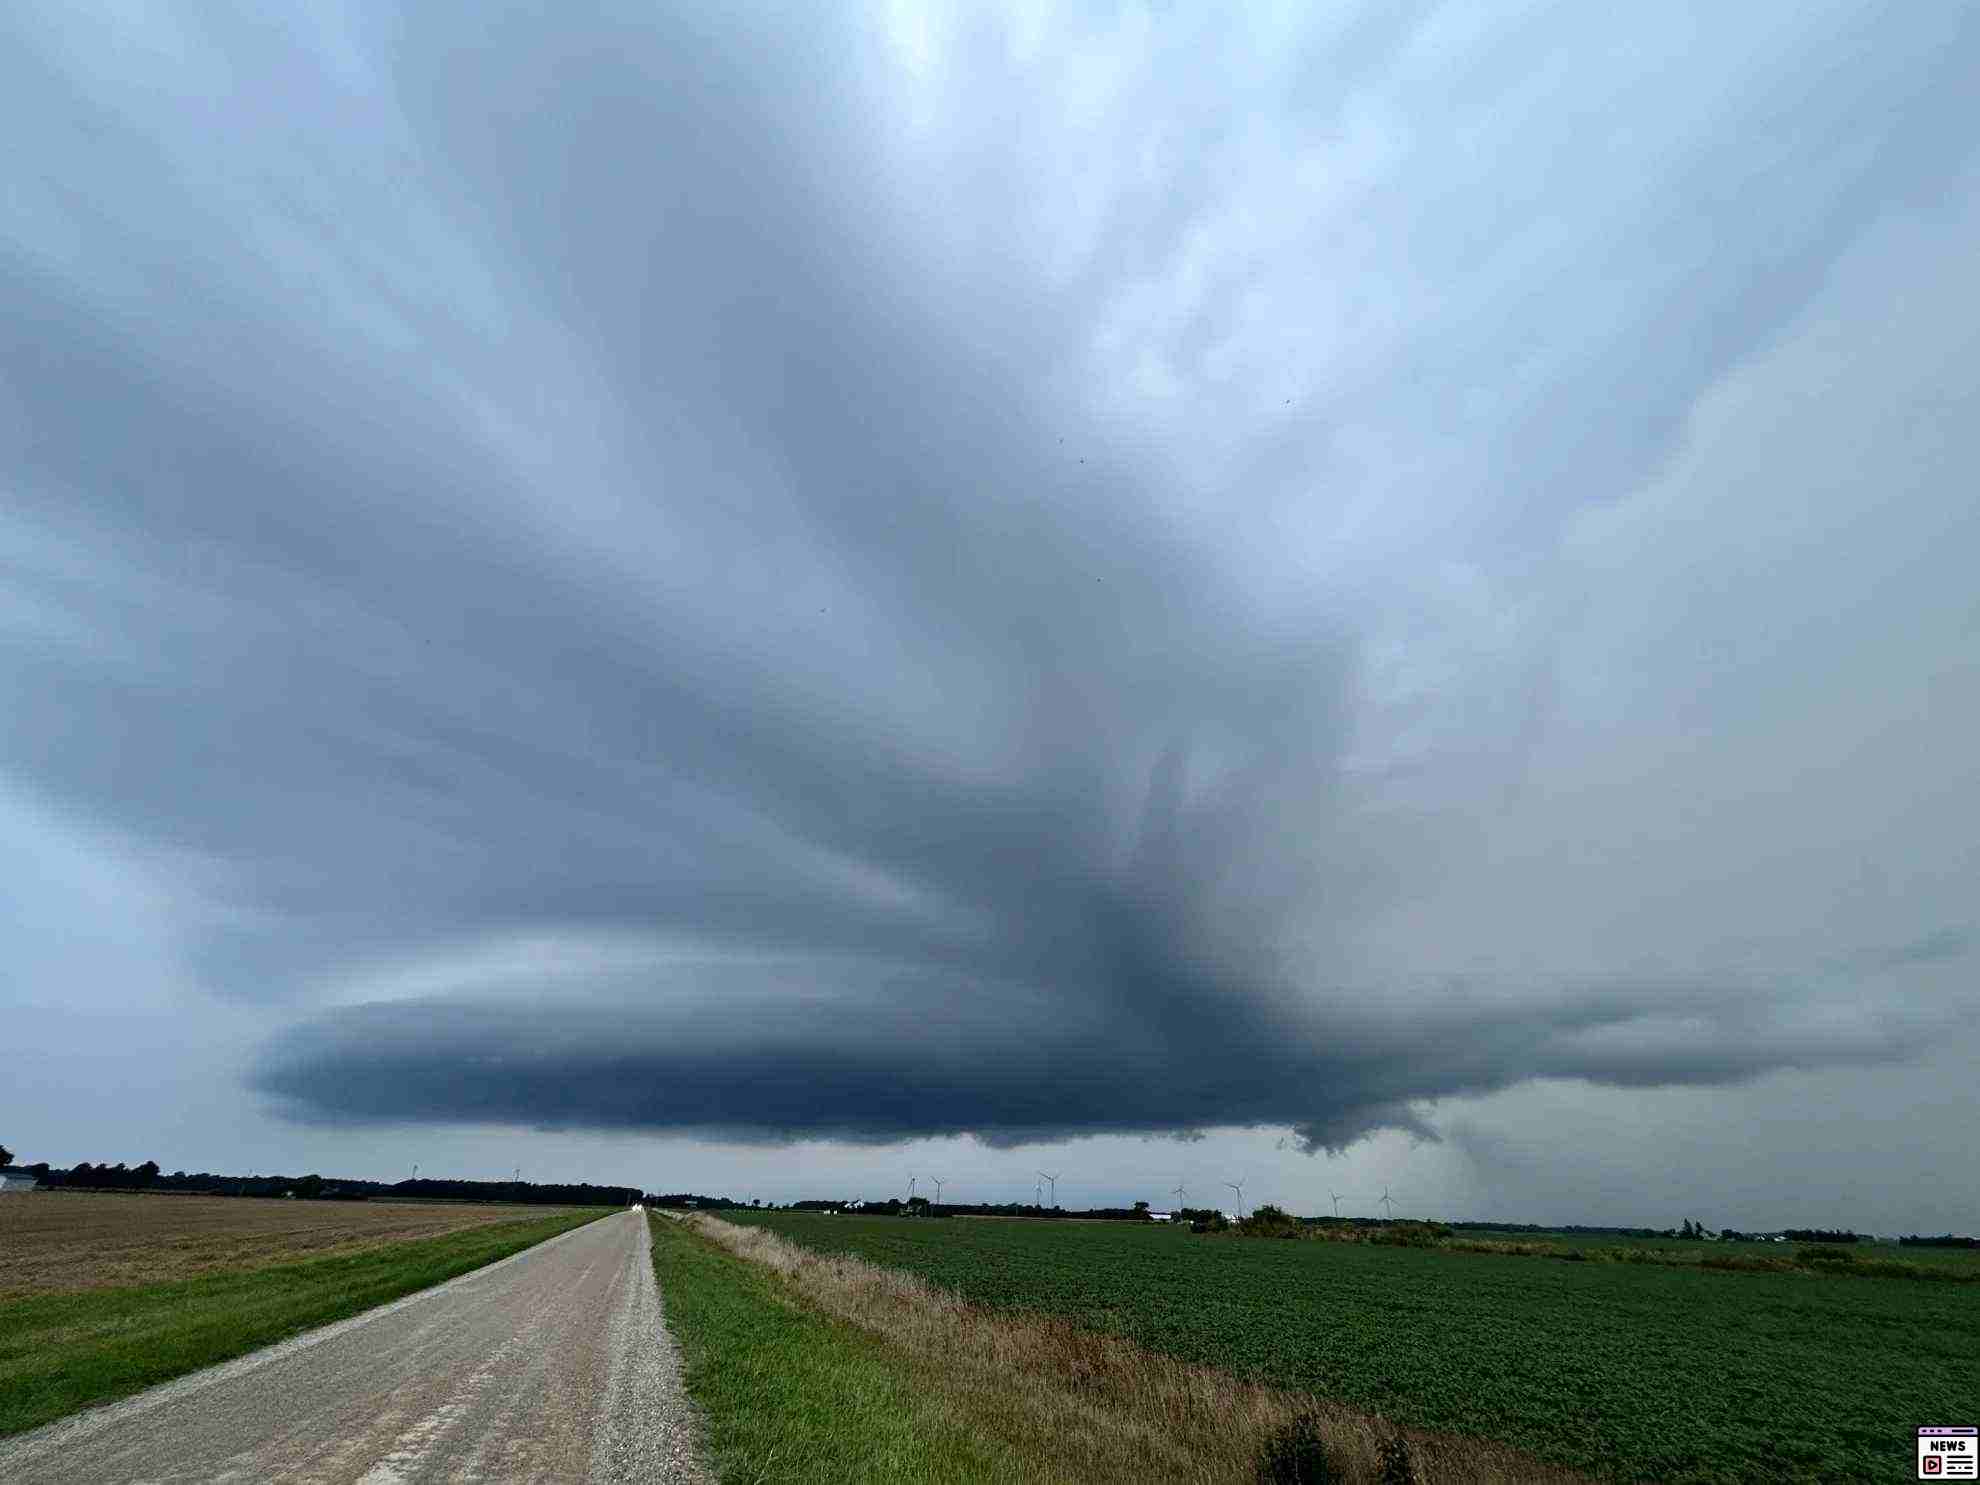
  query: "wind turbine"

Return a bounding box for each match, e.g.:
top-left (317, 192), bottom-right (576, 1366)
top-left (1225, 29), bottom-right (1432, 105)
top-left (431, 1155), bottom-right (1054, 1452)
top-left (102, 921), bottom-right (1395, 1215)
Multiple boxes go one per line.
top-left (1172, 1178), bottom-right (1188, 1212)
top-left (1224, 1179), bottom-right (1245, 1219)
top-left (1379, 1186), bottom-right (1396, 1221)
top-left (1034, 1180), bottom-right (1043, 1209)
top-left (930, 1176), bottom-right (946, 1208)
top-left (906, 1174), bottom-right (917, 1205)
top-left (1038, 1171), bottom-right (1060, 1208)
top-left (1329, 1190), bottom-right (1344, 1219)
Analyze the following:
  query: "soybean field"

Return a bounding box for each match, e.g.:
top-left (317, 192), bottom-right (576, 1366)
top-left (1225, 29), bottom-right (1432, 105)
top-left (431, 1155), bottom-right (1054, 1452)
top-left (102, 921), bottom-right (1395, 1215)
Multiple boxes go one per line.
top-left (730, 1211), bottom-right (1975, 1484)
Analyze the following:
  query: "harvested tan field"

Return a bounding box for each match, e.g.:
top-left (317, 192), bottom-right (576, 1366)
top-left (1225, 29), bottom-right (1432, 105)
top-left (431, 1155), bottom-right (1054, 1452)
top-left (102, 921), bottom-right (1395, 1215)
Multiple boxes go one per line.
top-left (0, 1193), bottom-right (588, 1298)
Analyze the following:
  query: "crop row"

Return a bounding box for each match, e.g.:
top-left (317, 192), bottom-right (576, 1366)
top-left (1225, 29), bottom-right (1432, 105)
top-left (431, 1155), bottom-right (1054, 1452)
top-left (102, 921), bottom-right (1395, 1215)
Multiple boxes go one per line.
top-left (731, 1211), bottom-right (1976, 1484)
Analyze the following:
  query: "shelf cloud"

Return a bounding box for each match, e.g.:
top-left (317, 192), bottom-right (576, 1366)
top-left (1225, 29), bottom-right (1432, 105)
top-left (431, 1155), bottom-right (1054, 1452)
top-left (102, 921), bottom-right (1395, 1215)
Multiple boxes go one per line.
top-left (5, 2), bottom-right (1977, 1161)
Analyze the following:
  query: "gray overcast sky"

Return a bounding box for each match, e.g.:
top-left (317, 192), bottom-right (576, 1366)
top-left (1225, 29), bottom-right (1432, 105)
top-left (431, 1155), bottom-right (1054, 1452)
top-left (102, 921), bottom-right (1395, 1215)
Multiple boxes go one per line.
top-left (3, 1), bottom-right (1976, 1232)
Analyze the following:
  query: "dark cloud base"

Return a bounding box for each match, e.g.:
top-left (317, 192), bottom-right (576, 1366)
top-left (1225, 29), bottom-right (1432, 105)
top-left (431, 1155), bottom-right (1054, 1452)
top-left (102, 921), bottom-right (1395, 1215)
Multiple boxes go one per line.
top-left (252, 963), bottom-right (1913, 1156)
top-left (254, 996), bottom-right (1442, 1153)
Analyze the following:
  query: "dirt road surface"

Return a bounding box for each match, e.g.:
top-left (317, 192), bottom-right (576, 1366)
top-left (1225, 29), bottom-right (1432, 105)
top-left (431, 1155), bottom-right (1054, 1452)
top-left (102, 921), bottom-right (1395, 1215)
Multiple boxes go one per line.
top-left (0, 1208), bottom-right (711, 1483)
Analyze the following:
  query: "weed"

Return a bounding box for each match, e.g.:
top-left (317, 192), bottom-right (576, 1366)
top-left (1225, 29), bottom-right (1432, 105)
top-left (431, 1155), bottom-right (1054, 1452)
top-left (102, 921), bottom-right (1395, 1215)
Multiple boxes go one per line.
top-left (1256, 1413), bottom-right (1337, 1483)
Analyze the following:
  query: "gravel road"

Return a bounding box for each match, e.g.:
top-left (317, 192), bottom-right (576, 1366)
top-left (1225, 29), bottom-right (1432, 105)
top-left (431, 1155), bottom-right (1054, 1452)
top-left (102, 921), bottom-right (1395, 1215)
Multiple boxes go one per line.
top-left (0, 1208), bottom-right (712, 1483)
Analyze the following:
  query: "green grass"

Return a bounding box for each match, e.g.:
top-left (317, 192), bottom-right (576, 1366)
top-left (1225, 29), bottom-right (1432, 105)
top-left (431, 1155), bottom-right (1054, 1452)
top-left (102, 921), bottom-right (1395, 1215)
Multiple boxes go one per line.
top-left (647, 1214), bottom-right (1020, 1482)
top-left (0, 1207), bottom-right (605, 1437)
top-left (733, 1211), bottom-right (1979, 1485)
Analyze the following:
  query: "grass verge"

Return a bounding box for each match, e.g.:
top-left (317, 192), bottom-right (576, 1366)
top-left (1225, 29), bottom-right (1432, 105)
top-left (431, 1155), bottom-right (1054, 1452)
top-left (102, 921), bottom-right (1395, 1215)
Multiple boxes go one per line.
top-left (655, 1212), bottom-right (1593, 1484)
top-left (0, 1207), bottom-right (605, 1437)
top-left (648, 1211), bottom-right (1022, 1482)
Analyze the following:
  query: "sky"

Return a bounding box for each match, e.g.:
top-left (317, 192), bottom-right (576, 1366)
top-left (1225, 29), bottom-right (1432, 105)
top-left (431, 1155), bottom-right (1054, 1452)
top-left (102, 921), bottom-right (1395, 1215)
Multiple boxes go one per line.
top-left (3, 1), bottom-right (1975, 1234)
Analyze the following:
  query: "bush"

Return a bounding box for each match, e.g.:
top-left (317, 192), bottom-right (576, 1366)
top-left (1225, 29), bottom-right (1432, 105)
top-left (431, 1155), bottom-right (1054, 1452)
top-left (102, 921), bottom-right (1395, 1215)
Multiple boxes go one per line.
top-left (1369, 1221), bottom-right (1451, 1249)
top-left (1377, 1434), bottom-right (1418, 1485)
top-left (1237, 1204), bottom-right (1306, 1239)
top-left (1256, 1413), bottom-right (1336, 1483)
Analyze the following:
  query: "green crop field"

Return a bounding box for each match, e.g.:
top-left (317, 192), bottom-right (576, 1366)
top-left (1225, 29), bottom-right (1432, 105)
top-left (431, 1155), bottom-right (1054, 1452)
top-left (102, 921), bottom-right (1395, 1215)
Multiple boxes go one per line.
top-left (730, 1211), bottom-right (1976, 1484)
top-left (1456, 1227), bottom-right (1980, 1272)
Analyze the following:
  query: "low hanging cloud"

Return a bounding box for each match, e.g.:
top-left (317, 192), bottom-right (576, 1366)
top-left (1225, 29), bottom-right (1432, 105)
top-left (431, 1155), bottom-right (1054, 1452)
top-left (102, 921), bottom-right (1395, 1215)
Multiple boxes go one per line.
top-left (4, 3), bottom-right (1977, 1155)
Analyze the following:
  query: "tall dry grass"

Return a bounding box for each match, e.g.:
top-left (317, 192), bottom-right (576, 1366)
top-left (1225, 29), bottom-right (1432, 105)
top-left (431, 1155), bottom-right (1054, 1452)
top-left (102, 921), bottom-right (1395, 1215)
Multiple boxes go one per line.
top-left (683, 1213), bottom-right (1598, 1485)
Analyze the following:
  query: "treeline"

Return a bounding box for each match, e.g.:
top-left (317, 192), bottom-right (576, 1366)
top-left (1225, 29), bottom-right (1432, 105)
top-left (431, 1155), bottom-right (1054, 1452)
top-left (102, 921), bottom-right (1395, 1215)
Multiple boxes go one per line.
top-left (742, 1197), bottom-right (1163, 1221)
top-left (1783, 1228), bottom-right (1862, 1244)
top-left (649, 1192), bottom-right (747, 1210)
top-left (852, 1199), bottom-right (1160, 1221)
top-left (27, 1160), bottom-right (636, 1206)
top-left (26, 1160), bottom-right (167, 1191)
top-left (395, 1177), bottom-right (641, 1207)
top-left (1899, 1234), bottom-right (1979, 1249)
top-left (1443, 1220), bottom-right (1671, 1239)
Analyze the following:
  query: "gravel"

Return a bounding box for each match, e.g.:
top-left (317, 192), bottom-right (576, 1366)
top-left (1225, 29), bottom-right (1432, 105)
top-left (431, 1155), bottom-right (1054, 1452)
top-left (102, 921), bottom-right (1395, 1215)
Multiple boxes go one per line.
top-left (0, 1208), bottom-right (714, 1483)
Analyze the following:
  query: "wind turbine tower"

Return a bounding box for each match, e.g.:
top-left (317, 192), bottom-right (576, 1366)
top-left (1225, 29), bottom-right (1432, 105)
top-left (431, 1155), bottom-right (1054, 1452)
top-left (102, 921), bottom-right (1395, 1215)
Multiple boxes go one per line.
top-left (1379, 1185), bottom-right (1396, 1221)
top-left (1172, 1179), bottom-right (1188, 1212)
top-left (1329, 1190), bottom-right (1344, 1219)
top-left (930, 1176), bottom-right (946, 1208)
top-left (1038, 1171), bottom-right (1060, 1208)
top-left (906, 1174), bottom-right (917, 1205)
top-left (1224, 1179), bottom-right (1245, 1219)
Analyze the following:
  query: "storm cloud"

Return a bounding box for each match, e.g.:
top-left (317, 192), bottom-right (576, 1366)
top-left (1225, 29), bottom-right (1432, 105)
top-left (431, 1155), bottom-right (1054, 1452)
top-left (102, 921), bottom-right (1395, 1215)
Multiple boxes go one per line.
top-left (5, 2), bottom-right (1977, 1166)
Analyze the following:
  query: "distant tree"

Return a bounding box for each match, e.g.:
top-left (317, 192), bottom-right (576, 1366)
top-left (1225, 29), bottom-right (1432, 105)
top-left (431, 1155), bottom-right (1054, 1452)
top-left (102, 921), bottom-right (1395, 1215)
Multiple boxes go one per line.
top-left (1133, 1200), bottom-right (1150, 1212)
top-left (135, 1160), bottom-right (161, 1188)
top-left (1237, 1204), bottom-right (1307, 1239)
top-left (296, 1173), bottom-right (325, 1199)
